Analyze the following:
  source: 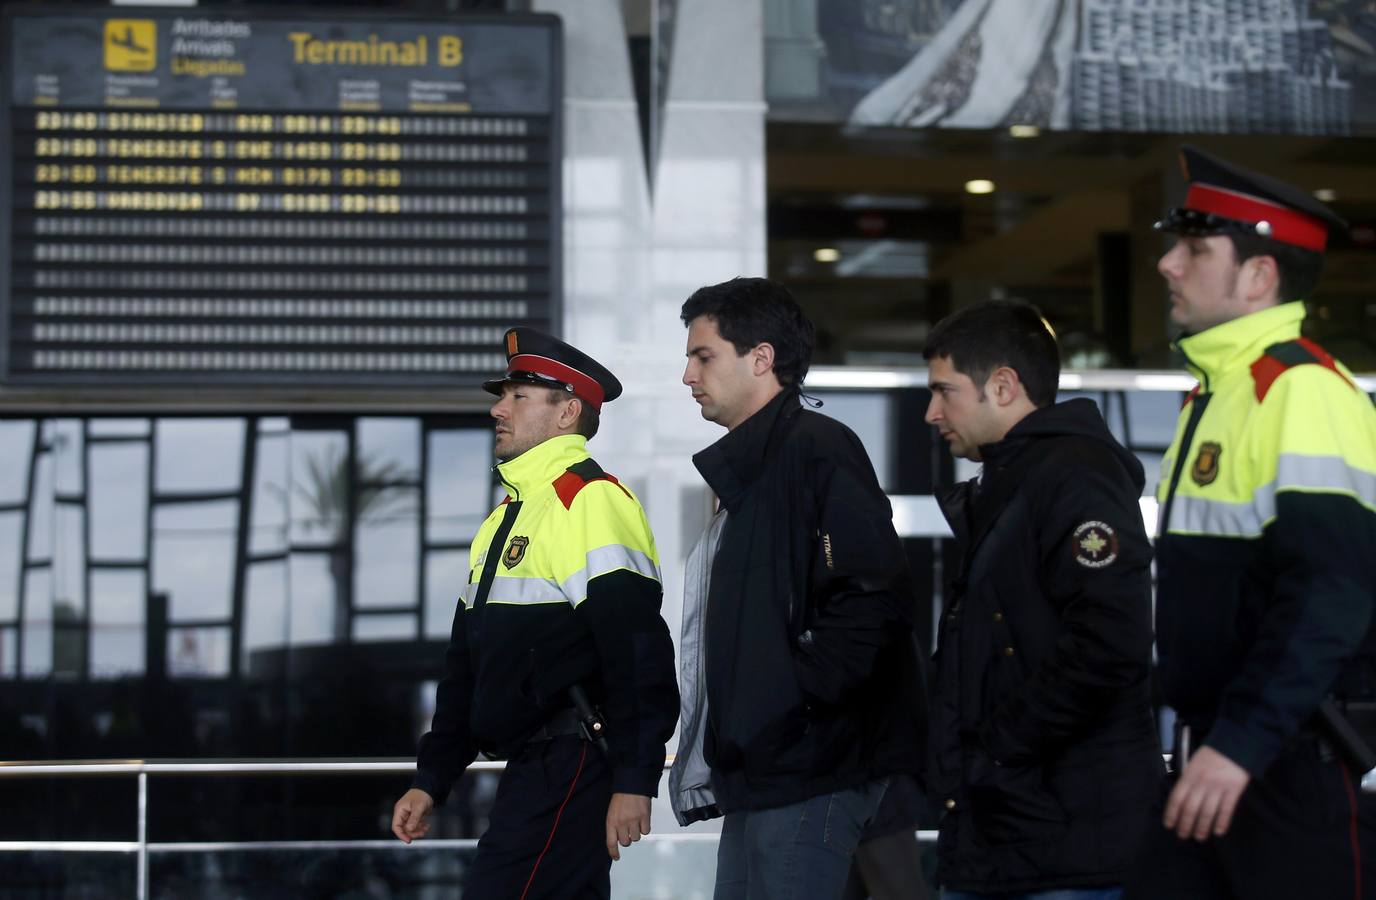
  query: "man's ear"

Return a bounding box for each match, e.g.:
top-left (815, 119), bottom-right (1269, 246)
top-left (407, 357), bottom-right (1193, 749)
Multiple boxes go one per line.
top-left (751, 342), bottom-right (776, 377)
top-left (557, 395), bottom-right (583, 430)
top-left (986, 366), bottom-right (1025, 407)
top-left (1242, 254), bottom-right (1280, 303)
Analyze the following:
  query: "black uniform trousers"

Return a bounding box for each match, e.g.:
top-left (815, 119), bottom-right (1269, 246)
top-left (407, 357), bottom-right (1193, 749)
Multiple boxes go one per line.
top-left (1124, 742), bottom-right (1376, 900)
top-left (464, 735), bottom-right (612, 900)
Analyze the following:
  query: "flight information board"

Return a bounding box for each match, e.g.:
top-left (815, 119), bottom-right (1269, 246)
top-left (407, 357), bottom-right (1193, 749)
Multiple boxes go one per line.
top-left (0, 8), bottom-right (561, 385)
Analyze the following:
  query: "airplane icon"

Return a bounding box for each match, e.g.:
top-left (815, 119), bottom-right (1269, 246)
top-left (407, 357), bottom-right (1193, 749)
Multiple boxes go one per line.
top-left (109, 25), bottom-right (150, 56)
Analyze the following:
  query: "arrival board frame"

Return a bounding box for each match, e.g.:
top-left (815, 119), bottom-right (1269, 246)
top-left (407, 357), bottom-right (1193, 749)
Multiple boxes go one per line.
top-left (0, 7), bottom-right (561, 386)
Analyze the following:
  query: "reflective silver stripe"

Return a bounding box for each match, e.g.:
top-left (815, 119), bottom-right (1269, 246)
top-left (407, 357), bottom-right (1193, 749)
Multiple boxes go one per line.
top-left (1275, 453), bottom-right (1376, 509)
top-left (483, 576), bottom-right (568, 606)
top-left (1167, 453), bottom-right (1376, 537)
top-left (562, 544), bottom-right (661, 607)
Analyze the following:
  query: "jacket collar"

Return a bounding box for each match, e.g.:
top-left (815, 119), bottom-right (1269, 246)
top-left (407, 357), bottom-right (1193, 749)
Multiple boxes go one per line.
top-left (693, 387), bottom-right (801, 512)
top-left (1175, 302), bottom-right (1304, 392)
top-left (495, 433), bottom-right (588, 500)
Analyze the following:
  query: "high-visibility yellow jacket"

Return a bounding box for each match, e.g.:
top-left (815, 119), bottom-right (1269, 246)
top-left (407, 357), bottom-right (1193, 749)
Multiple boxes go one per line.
top-left (1155, 301), bottom-right (1376, 776)
top-left (414, 433), bottom-right (679, 799)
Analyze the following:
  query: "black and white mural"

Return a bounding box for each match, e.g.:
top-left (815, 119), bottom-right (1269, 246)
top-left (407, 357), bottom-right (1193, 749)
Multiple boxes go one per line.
top-left (767, 0), bottom-right (1376, 135)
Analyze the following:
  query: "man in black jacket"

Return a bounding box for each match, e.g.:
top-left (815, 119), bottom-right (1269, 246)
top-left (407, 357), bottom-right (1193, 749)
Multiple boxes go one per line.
top-left (925, 300), bottom-right (1161, 899)
top-left (668, 277), bottom-right (926, 900)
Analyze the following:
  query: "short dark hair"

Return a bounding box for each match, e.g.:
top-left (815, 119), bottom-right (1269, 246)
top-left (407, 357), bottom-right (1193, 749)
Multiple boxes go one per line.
top-left (543, 386), bottom-right (600, 439)
top-left (680, 277), bottom-right (815, 387)
top-left (923, 300), bottom-right (1060, 408)
top-left (1226, 233), bottom-right (1324, 303)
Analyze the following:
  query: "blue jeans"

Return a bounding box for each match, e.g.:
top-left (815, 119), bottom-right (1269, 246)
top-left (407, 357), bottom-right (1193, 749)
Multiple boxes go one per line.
top-left (714, 778), bottom-right (888, 900)
top-left (945, 890), bottom-right (1123, 900)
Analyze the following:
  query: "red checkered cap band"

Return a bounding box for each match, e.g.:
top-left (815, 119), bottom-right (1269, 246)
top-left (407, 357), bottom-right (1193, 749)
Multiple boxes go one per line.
top-left (508, 354), bottom-right (606, 410)
top-left (1185, 184), bottom-right (1328, 251)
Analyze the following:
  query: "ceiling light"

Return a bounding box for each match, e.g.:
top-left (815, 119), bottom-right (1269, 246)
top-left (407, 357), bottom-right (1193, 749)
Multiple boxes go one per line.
top-left (813, 247), bottom-right (840, 263)
top-left (1009, 124), bottom-right (1040, 138)
top-left (1314, 188), bottom-right (1337, 202)
top-left (964, 179), bottom-right (995, 195)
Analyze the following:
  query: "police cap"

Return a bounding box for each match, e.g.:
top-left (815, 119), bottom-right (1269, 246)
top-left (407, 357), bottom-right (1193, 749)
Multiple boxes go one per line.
top-left (482, 327), bottom-right (623, 411)
top-left (1155, 144), bottom-right (1347, 253)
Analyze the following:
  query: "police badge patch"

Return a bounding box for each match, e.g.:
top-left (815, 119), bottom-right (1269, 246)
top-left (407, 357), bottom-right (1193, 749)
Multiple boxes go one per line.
top-left (1072, 521), bottom-right (1119, 569)
top-left (1192, 441), bottom-right (1222, 486)
top-left (502, 535), bottom-right (529, 569)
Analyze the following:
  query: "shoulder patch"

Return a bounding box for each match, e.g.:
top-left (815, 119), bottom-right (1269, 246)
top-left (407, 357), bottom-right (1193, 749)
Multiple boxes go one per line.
top-left (1072, 521), bottom-right (1119, 569)
top-left (1251, 338), bottom-right (1355, 403)
top-left (553, 458), bottom-right (632, 510)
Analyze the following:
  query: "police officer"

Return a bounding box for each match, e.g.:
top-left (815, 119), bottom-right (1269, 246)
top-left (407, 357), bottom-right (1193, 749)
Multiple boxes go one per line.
top-left (392, 328), bottom-right (680, 899)
top-left (1126, 147), bottom-right (1376, 897)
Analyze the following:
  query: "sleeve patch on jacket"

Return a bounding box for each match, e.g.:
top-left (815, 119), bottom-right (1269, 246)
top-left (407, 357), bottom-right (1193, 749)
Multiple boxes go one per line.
top-left (1072, 521), bottom-right (1119, 569)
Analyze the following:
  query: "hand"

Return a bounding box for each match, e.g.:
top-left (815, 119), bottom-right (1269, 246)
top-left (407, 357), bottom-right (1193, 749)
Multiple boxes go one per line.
top-left (1163, 746), bottom-right (1251, 840)
top-left (392, 788), bottom-right (436, 844)
top-left (605, 792), bottom-right (652, 860)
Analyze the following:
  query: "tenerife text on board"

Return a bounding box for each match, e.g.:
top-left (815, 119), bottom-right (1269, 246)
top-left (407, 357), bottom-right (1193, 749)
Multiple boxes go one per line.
top-left (288, 32), bottom-right (463, 68)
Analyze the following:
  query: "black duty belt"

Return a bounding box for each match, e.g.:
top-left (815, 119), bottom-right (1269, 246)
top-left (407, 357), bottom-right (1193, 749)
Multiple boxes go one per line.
top-left (479, 707), bottom-right (583, 761)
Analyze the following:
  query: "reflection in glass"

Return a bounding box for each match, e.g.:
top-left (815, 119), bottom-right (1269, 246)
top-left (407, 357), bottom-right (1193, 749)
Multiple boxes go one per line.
top-left (425, 550), bottom-right (468, 640)
top-left (90, 443), bottom-right (149, 560)
top-left (155, 419), bottom-right (245, 494)
top-left (357, 418), bottom-right (420, 480)
top-left (54, 504), bottom-right (86, 618)
top-left (250, 432), bottom-right (288, 556)
top-left (288, 553), bottom-right (335, 645)
top-left (243, 561), bottom-right (288, 674)
top-left (0, 511), bottom-right (23, 621)
top-left (289, 431), bottom-right (349, 548)
top-left (52, 418), bottom-right (83, 495)
top-left (22, 569), bottom-right (52, 678)
top-left (0, 420), bottom-right (35, 505)
top-left (153, 501), bottom-right (237, 622)
top-left (352, 612), bottom-right (415, 641)
top-left (167, 626), bottom-right (231, 678)
top-left (90, 569), bottom-right (146, 679)
top-left (27, 452), bottom-right (53, 562)
top-left (427, 430), bottom-right (492, 543)
top-left (354, 487), bottom-right (418, 610)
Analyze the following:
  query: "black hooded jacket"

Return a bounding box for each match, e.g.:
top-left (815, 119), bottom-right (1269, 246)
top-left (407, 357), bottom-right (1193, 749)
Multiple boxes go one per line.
top-left (692, 387), bottom-right (926, 815)
top-left (931, 398), bottom-right (1162, 893)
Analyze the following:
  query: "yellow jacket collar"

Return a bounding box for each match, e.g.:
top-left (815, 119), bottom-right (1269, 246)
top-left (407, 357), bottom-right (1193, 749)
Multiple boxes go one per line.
top-left (1175, 302), bottom-right (1305, 390)
top-left (495, 433), bottom-right (588, 498)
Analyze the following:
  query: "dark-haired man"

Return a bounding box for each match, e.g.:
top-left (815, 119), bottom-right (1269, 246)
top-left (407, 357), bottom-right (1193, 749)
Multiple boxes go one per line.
top-left (925, 299), bottom-right (1161, 900)
top-left (668, 277), bottom-right (926, 900)
top-left (391, 328), bottom-right (679, 899)
top-left (1126, 147), bottom-right (1376, 898)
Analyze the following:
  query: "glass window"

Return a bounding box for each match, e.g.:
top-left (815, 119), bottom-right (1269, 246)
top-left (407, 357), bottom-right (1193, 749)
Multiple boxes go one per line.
top-left (250, 431), bottom-right (288, 556)
top-left (153, 500), bottom-right (237, 622)
top-left (243, 560), bottom-right (288, 674)
top-left (810, 392), bottom-right (893, 490)
top-left (288, 553), bottom-right (337, 646)
top-left (52, 419), bottom-right (83, 496)
top-left (0, 420), bottom-right (35, 505)
top-left (88, 419), bottom-right (149, 438)
top-left (0, 626), bottom-right (14, 678)
top-left (27, 452), bottom-right (53, 562)
top-left (289, 431), bottom-right (349, 548)
top-left (53, 504), bottom-right (86, 618)
top-left (357, 418), bottom-right (420, 481)
top-left (354, 487), bottom-right (418, 610)
top-left (90, 569), bottom-right (146, 679)
top-left (21, 569), bottom-right (52, 678)
top-left (1126, 391), bottom-right (1186, 448)
top-left (155, 419), bottom-right (245, 495)
top-left (167, 626), bottom-right (231, 678)
top-left (425, 550), bottom-right (468, 640)
top-left (352, 613), bottom-right (415, 642)
top-left (427, 430), bottom-right (492, 543)
top-left (90, 443), bottom-right (148, 560)
top-left (0, 512), bottom-right (23, 621)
